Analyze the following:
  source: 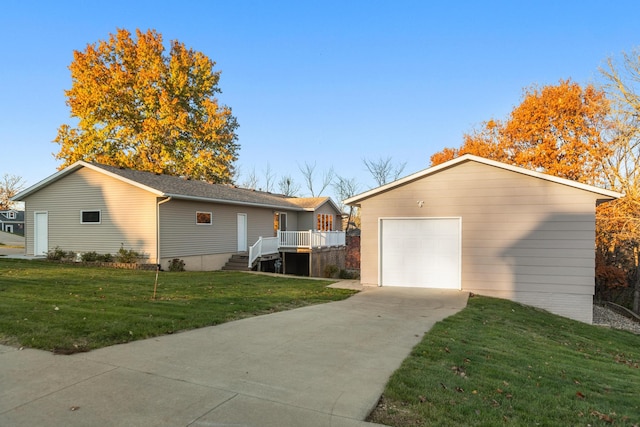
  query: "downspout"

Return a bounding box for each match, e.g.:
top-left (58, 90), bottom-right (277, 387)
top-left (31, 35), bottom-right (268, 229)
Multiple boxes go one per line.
top-left (156, 197), bottom-right (172, 267)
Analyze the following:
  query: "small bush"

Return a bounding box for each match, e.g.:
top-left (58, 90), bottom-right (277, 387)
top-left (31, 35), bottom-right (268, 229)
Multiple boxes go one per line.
top-left (323, 264), bottom-right (339, 278)
top-left (339, 269), bottom-right (359, 279)
top-left (115, 244), bottom-right (139, 264)
top-left (81, 251), bottom-right (99, 262)
top-left (47, 247), bottom-right (76, 262)
top-left (47, 246), bottom-right (69, 261)
top-left (97, 253), bottom-right (113, 262)
top-left (167, 258), bottom-right (185, 272)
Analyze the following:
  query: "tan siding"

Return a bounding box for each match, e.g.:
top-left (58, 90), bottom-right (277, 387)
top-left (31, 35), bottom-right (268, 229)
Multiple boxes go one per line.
top-left (159, 201), bottom-right (291, 258)
top-left (279, 210), bottom-right (299, 232)
top-left (23, 168), bottom-right (157, 259)
top-left (359, 160), bottom-right (602, 322)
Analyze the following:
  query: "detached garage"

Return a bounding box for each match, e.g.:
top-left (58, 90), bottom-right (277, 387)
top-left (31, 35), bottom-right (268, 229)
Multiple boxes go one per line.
top-left (345, 155), bottom-right (622, 324)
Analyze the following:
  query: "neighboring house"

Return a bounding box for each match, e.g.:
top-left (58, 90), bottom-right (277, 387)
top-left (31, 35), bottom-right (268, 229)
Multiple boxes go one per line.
top-left (12, 162), bottom-right (345, 275)
top-left (344, 154), bottom-right (622, 324)
top-left (0, 209), bottom-right (25, 236)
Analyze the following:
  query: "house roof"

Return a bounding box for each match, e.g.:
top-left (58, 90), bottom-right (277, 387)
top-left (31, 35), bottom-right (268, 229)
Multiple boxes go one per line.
top-left (344, 154), bottom-right (624, 206)
top-left (12, 161), bottom-right (341, 213)
top-left (0, 210), bottom-right (24, 222)
top-left (285, 196), bottom-right (342, 213)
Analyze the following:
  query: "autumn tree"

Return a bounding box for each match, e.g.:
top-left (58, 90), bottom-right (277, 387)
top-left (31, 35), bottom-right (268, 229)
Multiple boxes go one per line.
top-left (0, 174), bottom-right (25, 210)
top-left (54, 28), bottom-right (239, 183)
top-left (430, 80), bottom-right (611, 185)
top-left (598, 49), bottom-right (640, 312)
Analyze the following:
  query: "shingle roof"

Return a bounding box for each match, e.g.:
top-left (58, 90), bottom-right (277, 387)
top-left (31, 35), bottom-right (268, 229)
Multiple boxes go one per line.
top-left (90, 162), bottom-right (307, 209)
top-left (13, 161), bottom-right (339, 213)
top-left (285, 197), bottom-right (331, 210)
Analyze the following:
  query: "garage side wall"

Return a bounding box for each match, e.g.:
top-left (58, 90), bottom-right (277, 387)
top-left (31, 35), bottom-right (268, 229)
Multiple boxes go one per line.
top-left (359, 161), bottom-right (599, 323)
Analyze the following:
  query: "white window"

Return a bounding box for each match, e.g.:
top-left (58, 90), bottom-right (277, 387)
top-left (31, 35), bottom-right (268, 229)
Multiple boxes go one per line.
top-left (196, 211), bottom-right (212, 225)
top-left (7, 211), bottom-right (16, 219)
top-left (81, 210), bottom-right (101, 224)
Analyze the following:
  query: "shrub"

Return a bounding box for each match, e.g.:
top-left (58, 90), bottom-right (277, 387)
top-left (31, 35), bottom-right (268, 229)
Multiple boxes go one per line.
top-left (115, 244), bottom-right (139, 263)
top-left (339, 269), bottom-right (359, 279)
top-left (81, 251), bottom-right (99, 262)
top-left (167, 258), bottom-right (185, 272)
top-left (323, 264), bottom-right (339, 278)
top-left (47, 247), bottom-right (75, 261)
top-left (47, 246), bottom-right (67, 261)
top-left (97, 253), bottom-right (113, 262)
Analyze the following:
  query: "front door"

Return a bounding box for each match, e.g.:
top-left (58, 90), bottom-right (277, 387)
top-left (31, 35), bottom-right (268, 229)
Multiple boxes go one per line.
top-left (237, 213), bottom-right (247, 252)
top-left (5, 224), bottom-right (13, 233)
top-left (34, 211), bottom-right (48, 256)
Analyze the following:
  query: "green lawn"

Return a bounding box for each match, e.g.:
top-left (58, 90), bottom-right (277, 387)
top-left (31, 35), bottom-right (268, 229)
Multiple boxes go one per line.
top-left (0, 258), bottom-right (355, 353)
top-left (368, 296), bottom-right (640, 426)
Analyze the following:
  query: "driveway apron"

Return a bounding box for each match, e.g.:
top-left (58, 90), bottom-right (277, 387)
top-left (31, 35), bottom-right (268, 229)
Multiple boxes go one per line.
top-left (0, 286), bottom-right (468, 426)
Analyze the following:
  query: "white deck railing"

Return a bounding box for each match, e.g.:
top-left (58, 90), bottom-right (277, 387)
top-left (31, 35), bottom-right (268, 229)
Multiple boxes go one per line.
top-left (248, 230), bottom-right (346, 267)
top-left (278, 230), bottom-right (346, 248)
top-left (248, 236), bottom-right (279, 267)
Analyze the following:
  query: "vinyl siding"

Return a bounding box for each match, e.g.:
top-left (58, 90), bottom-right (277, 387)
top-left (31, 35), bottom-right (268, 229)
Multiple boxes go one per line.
top-left (23, 167), bottom-right (157, 259)
top-left (159, 201), bottom-right (299, 258)
top-left (359, 160), bottom-right (602, 323)
top-left (298, 202), bottom-right (341, 231)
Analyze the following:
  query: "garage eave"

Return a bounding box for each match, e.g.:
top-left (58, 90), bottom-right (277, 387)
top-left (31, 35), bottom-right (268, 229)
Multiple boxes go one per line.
top-left (344, 154), bottom-right (624, 205)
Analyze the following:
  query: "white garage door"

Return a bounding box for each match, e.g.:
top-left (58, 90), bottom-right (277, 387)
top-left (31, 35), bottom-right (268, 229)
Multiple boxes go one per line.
top-left (380, 218), bottom-right (461, 289)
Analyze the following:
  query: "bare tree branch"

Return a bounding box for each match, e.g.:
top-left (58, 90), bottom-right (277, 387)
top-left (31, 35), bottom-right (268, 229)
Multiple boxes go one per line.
top-left (363, 157), bottom-right (407, 187)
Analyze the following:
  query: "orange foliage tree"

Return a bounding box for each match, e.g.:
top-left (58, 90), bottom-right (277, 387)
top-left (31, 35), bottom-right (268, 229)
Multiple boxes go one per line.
top-left (54, 28), bottom-right (239, 183)
top-left (431, 80), bottom-right (611, 185)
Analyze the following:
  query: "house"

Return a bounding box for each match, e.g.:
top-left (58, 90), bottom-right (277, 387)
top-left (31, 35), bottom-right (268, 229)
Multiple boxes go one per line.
top-left (11, 162), bottom-right (346, 275)
top-left (0, 209), bottom-right (25, 236)
top-left (344, 154), bottom-right (622, 324)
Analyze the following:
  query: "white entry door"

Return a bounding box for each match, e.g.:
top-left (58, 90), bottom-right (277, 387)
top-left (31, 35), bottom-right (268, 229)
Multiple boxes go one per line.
top-left (237, 213), bottom-right (247, 252)
top-left (380, 217), bottom-right (461, 289)
top-left (34, 211), bottom-right (48, 256)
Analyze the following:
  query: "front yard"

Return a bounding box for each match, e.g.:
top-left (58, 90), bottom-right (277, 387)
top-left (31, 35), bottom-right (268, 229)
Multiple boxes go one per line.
top-left (0, 259), bottom-right (355, 353)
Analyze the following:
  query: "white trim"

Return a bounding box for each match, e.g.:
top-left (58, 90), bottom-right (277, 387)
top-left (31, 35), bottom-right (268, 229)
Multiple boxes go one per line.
top-left (378, 216), bottom-right (462, 290)
top-left (345, 154), bottom-right (623, 205)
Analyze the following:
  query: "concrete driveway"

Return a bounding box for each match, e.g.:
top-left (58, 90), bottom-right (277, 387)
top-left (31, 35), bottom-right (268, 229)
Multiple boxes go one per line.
top-left (0, 286), bottom-right (468, 427)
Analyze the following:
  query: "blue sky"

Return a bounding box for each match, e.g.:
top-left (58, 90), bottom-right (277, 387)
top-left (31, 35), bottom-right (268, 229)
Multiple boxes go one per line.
top-left (1, 1), bottom-right (639, 200)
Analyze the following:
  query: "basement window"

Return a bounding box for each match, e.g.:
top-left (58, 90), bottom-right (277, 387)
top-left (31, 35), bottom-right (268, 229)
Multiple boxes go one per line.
top-left (196, 211), bottom-right (212, 225)
top-left (81, 210), bottom-right (101, 224)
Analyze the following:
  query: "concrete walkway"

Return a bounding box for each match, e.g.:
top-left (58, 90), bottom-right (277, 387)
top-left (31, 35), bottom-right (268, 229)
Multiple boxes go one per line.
top-left (0, 286), bottom-right (468, 427)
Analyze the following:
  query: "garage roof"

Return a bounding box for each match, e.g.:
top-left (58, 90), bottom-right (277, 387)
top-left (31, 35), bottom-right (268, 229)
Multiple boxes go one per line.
top-left (344, 154), bottom-right (623, 205)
